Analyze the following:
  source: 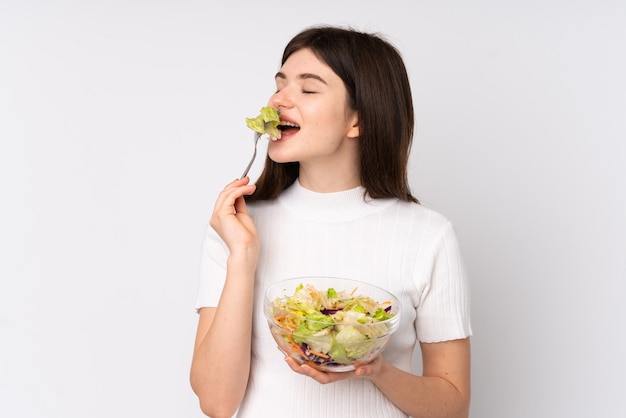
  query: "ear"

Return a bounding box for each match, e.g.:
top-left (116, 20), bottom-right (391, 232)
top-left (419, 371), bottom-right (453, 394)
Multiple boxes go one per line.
top-left (346, 112), bottom-right (360, 139)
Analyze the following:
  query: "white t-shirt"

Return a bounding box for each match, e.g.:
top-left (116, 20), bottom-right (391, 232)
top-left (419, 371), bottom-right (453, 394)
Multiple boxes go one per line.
top-left (196, 180), bottom-right (472, 418)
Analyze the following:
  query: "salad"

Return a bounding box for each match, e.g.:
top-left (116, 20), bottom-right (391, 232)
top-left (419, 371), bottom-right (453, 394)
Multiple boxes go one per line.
top-left (245, 106), bottom-right (281, 140)
top-left (269, 283), bottom-right (397, 369)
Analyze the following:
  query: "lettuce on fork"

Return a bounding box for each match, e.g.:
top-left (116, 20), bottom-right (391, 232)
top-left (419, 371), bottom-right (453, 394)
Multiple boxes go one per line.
top-left (245, 106), bottom-right (281, 140)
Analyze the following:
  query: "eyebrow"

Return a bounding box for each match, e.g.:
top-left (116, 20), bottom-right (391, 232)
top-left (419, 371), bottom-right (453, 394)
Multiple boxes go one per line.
top-left (275, 71), bottom-right (327, 85)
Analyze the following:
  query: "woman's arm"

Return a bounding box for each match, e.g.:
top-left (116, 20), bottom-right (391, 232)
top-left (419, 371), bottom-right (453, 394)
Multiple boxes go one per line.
top-left (284, 337), bottom-right (471, 418)
top-left (370, 338), bottom-right (471, 418)
top-left (190, 178), bottom-right (259, 418)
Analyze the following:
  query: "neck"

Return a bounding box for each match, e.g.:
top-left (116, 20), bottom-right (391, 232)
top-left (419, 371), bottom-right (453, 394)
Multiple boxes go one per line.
top-left (298, 164), bottom-right (360, 193)
top-left (297, 146), bottom-right (361, 193)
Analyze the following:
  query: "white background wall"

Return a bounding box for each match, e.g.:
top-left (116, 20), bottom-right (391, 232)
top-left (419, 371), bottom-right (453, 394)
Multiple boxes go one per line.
top-left (1, 1), bottom-right (624, 417)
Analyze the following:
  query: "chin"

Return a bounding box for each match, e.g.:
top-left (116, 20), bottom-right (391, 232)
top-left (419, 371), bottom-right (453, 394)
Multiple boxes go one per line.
top-left (268, 150), bottom-right (297, 164)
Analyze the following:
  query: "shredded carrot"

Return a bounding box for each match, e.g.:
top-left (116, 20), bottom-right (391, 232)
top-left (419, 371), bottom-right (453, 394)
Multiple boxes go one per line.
top-left (308, 348), bottom-right (330, 359)
top-left (273, 317), bottom-right (288, 329)
top-left (283, 334), bottom-right (321, 368)
top-left (274, 314), bottom-right (300, 331)
top-left (286, 334), bottom-right (307, 358)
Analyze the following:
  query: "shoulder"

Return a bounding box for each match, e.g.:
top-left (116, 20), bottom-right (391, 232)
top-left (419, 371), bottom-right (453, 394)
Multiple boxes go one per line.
top-left (394, 200), bottom-right (452, 229)
top-left (387, 200), bottom-right (460, 253)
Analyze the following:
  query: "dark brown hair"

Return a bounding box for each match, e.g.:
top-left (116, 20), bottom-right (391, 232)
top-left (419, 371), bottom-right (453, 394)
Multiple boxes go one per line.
top-left (248, 25), bottom-right (418, 203)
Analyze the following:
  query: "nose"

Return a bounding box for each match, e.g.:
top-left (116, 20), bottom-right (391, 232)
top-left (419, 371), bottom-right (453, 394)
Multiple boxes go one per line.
top-left (268, 88), bottom-right (293, 110)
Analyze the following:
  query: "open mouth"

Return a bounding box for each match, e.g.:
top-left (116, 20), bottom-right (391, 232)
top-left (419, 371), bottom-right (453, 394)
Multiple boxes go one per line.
top-left (278, 121), bottom-right (300, 135)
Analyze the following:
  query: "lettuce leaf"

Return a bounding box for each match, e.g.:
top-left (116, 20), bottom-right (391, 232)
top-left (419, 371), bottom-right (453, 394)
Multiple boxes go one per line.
top-left (245, 106), bottom-right (281, 139)
top-left (293, 327), bottom-right (333, 353)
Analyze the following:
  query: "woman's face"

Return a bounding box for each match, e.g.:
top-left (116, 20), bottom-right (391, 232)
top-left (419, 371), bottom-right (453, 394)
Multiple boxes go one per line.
top-left (267, 48), bottom-right (359, 173)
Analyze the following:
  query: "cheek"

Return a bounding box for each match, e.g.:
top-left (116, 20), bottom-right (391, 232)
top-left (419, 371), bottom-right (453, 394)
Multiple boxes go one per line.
top-left (309, 111), bottom-right (341, 135)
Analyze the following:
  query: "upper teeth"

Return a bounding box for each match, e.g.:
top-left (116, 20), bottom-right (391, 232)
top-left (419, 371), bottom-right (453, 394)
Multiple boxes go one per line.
top-left (280, 121), bottom-right (300, 128)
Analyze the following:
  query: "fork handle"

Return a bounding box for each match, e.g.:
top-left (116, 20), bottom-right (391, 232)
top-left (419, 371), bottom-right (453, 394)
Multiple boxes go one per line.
top-left (240, 132), bottom-right (262, 178)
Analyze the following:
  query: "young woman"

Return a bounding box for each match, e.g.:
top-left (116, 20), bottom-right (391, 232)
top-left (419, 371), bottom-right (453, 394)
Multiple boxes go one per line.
top-left (190, 26), bottom-right (472, 418)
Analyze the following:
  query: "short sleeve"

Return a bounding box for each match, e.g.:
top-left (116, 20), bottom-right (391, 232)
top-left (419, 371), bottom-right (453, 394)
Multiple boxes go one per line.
top-left (195, 224), bottom-right (229, 310)
top-left (416, 221), bottom-right (472, 342)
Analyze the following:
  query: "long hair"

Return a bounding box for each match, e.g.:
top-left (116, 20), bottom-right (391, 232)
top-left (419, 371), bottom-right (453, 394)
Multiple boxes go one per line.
top-left (248, 25), bottom-right (418, 203)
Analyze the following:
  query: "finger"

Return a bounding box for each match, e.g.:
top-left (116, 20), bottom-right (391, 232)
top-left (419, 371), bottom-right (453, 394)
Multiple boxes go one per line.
top-left (284, 356), bottom-right (304, 374)
top-left (226, 176), bottom-right (250, 188)
top-left (284, 356), bottom-right (311, 374)
top-left (284, 357), bottom-right (339, 384)
top-left (233, 186), bottom-right (256, 214)
top-left (213, 183), bottom-right (255, 214)
top-left (354, 365), bottom-right (368, 376)
top-left (215, 178), bottom-right (251, 203)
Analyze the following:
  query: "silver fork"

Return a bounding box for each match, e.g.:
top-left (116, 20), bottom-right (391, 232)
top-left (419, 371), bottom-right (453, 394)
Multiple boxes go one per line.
top-left (240, 132), bottom-right (263, 178)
